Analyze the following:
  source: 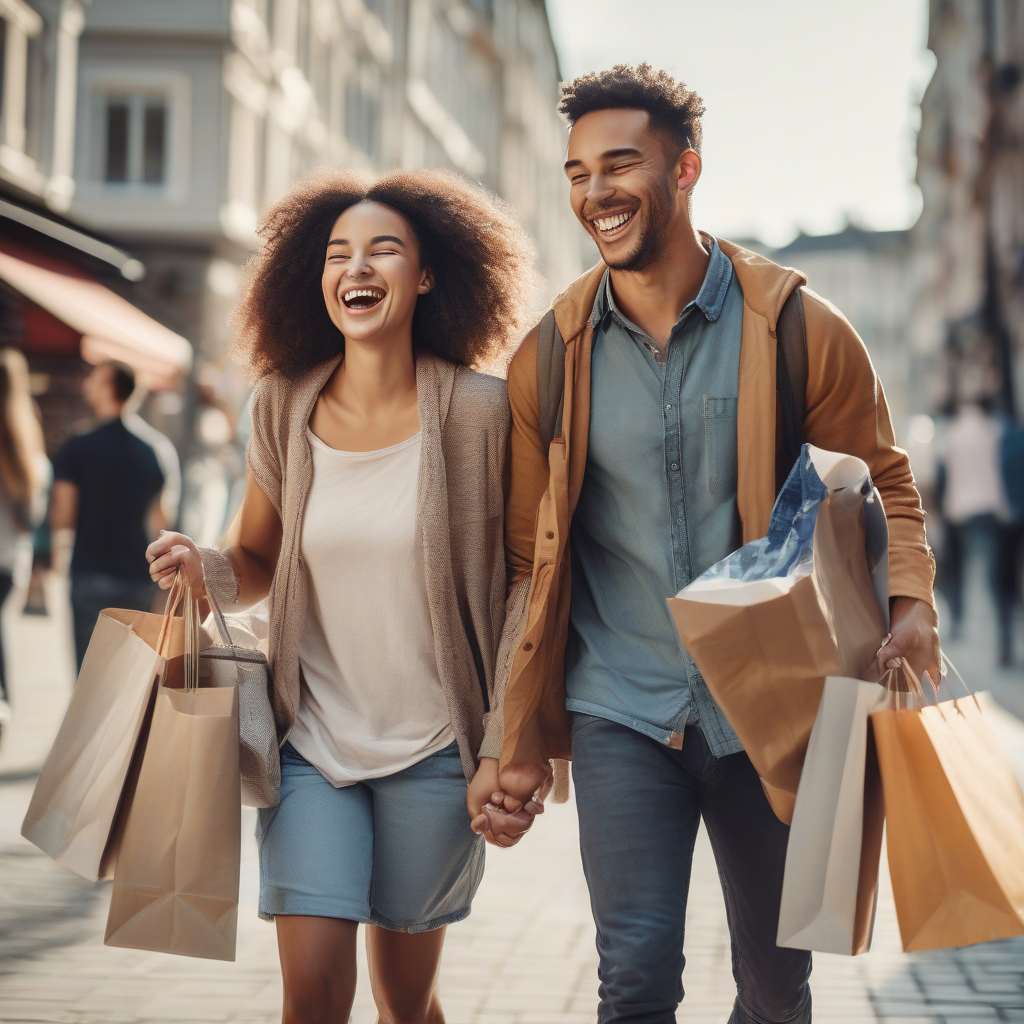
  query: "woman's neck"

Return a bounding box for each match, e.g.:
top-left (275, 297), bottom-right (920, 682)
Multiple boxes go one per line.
top-left (311, 330), bottom-right (420, 452)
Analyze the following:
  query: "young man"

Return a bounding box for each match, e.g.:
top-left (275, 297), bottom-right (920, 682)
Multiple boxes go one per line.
top-left (50, 361), bottom-right (166, 667)
top-left (495, 65), bottom-right (939, 1022)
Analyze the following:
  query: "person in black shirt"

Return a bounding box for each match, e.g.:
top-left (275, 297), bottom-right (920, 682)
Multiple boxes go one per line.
top-left (50, 362), bottom-right (166, 668)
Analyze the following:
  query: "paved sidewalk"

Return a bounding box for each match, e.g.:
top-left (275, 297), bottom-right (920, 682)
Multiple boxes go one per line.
top-left (0, 574), bottom-right (1022, 1023)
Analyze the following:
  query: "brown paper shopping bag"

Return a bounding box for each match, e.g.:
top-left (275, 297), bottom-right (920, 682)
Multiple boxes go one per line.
top-left (22, 595), bottom-right (186, 881)
top-left (872, 661), bottom-right (1024, 951)
top-left (669, 447), bottom-right (889, 823)
top-left (105, 580), bottom-right (241, 961)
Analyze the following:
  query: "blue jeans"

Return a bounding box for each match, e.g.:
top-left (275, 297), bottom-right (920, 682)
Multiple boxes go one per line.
top-left (70, 573), bottom-right (155, 670)
top-left (571, 714), bottom-right (812, 1024)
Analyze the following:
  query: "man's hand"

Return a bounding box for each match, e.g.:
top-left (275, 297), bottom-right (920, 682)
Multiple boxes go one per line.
top-left (467, 757), bottom-right (542, 848)
top-left (878, 596), bottom-right (941, 689)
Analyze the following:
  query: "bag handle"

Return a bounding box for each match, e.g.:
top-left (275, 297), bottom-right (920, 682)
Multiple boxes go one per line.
top-left (936, 651), bottom-right (982, 714)
top-left (154, 570), bottom-right (201, 691)
top-left (878, 661), bottom-right (924, 711)
top-left (204, 585), bottom-right (233, 647)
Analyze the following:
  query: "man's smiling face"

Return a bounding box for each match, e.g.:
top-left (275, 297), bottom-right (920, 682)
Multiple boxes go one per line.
top-left (564, 107), bottom-right (687, 272)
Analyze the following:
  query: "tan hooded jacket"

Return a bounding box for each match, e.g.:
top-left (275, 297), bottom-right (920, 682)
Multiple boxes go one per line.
top-left (495, 239), bottom-right (935, 778)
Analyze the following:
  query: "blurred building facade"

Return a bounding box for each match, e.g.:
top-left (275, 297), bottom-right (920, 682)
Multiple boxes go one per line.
top-left (772, 225), bottom-right (919, 425)
top-left (66, 0), bottom-right (580, 371)
top-left (1, 0), bottom-right (581, 537)
top-left (913, 0), bottom-right (1024, 420)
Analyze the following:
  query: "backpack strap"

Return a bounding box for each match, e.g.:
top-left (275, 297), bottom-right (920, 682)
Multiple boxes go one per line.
top-left (536, 308), bottom-right (566, 450)
top-left (775, 286), bottom-right (808, 494)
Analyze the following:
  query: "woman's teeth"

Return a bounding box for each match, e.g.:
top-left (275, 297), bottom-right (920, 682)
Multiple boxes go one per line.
top-left (594, 211), bottom-right (634, 233)
top-left (343, 288), bottom-right (385, 309)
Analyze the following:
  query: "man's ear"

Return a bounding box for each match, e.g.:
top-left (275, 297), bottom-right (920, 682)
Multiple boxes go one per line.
top-left (418, 267), bottom-right (435, 294)
top-left (676, 148), bottom-right (702, 194)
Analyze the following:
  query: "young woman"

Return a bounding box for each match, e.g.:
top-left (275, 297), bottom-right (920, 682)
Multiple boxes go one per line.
top-left (146, 169), bottom-right (536, 1022)
top-left (0, 348), bottom-right (47, 728)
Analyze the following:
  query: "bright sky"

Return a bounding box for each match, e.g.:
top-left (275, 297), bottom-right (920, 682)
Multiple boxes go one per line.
top-left (545, 0), bottom-right (935, 246)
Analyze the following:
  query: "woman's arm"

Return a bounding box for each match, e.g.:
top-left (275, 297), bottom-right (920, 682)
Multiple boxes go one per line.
top-left (145, 470), bottom-right (282, 611)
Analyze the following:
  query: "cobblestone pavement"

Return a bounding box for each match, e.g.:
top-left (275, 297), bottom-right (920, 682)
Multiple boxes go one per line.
top-left (0, 573), bottom-right (1023, 1023)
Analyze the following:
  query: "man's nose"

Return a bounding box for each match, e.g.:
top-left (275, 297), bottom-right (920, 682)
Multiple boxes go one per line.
top-left (585, 176), bottom-right (615, 205)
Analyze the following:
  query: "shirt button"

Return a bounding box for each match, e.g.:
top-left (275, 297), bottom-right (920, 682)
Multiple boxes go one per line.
top-left (671, 463), bottom-right (679, 470)
top-left (523, 642), bottom-right (533, 651)
top-left (545, 531), bottom-right (554, 539)
top-left (665, 404), bottom-right (672, 410)
top-left (677, 518), bottom-right (684, 525)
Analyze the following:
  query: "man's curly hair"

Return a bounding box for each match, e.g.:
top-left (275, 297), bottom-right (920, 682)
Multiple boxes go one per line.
top-left (558, 63), bottom-right (705, 155)
top-left (232, 168), bottom-right (536, 380)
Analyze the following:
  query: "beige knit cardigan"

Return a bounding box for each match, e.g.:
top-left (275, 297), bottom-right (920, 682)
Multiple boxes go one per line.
top-left (200, 352), bottom-right (519, 781)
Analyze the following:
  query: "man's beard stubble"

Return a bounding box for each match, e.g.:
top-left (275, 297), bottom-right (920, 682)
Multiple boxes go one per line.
top-left (600, 176), bottom-right (675, 273)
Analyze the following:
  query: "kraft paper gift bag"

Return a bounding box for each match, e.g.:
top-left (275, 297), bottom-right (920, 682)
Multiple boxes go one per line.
top-left (21, 594), bottom-right (186, 881)
top-left (106, 583), bottom-right (241, 961)
top-left (668, 445), bottom-right (889, 823)
top-left (777, 675), bottom-right (886, 955)
top-left (872, 661), bottom-right (1024, 952)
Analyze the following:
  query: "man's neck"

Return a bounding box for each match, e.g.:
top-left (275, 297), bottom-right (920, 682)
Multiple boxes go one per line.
top-left (92, 404), bottom-right (124, 423)
top-left (607, 224), bottom-right (710, 347)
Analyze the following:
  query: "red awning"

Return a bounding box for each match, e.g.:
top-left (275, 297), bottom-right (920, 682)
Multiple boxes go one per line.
top-left (0, 243), bottom-right (192, 390)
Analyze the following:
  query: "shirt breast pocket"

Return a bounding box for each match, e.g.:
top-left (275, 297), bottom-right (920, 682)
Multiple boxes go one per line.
top-left (702, 396), bottom-right (738, 502)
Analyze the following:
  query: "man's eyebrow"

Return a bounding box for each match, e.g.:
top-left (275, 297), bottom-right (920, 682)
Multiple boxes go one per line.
top-left (564, 147), bottom-right (643, 171)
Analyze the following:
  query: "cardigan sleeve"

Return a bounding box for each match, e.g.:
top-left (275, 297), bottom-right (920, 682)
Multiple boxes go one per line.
top-left (245, 375), bottom-right (284, 517)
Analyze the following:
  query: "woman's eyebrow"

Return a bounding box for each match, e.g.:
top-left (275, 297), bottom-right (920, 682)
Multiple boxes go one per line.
top-left (326, 234), bottom-right (405, 247)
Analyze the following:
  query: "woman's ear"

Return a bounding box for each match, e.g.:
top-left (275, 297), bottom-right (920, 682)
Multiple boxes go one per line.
top-left (418, 267), bottom-right (435, 295)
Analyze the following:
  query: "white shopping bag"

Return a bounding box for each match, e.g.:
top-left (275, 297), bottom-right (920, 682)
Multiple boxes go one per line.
top-left (777, 676), bottom-right (886, 955)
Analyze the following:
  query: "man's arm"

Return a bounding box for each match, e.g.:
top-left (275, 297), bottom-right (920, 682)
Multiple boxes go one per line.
top-left (49, 480), bottom-right (78, 575)
top-left (505, 324), bottom-right (551, 582)
top-left (800, 289), bottom-right (940, 684)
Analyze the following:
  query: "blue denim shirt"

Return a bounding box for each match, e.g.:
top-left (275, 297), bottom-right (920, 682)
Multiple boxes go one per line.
top-left (564, 239), bottom-right (745, 756)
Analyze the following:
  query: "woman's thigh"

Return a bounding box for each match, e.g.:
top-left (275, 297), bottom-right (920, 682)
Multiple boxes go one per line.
top-left (256, 744), bottom-right (375, 923)
top-left (366, 743), bottom-right (484, 933)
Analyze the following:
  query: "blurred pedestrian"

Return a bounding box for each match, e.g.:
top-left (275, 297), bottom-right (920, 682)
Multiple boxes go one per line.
top-left (1000, 422), bottom-right (1024, 663)
top-left (0, 349), bottom-right (47, 730)
top-left (936, 399), bottom-right (1012, 661)
top-left (49, 362), bottom-right (165, 669)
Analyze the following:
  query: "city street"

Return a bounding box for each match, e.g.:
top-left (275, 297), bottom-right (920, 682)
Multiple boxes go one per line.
top-left (1, 573), bottom-right (1023, 1024)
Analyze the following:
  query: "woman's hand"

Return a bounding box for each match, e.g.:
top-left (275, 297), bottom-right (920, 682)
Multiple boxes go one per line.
top-left (467, 757), bottom-right (538, 848)
top-left (146, 531), bottom-right (206, 596)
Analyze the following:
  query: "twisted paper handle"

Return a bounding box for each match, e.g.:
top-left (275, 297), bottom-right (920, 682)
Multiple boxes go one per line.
top-left (155, 570), bottom-right (200, 690)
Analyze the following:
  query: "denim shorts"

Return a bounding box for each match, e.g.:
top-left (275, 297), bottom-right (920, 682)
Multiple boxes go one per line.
top-left (256, 741), bottom-right (484, 933)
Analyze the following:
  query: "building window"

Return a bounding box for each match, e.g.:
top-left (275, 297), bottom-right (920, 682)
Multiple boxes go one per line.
top-left (103, 96), bottom-right (168, 185)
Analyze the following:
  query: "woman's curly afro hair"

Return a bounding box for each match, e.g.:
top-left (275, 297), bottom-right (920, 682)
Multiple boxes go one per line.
top-left (232, 168), bottom-right (536, 380)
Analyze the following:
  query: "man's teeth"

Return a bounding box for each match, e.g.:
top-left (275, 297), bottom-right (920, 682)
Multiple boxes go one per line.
top-left (594, 212), bottom-right (633, 232)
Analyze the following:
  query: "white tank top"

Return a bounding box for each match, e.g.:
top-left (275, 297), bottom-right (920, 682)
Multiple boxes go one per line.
top-left (289, 428), bottom-right (454, 786)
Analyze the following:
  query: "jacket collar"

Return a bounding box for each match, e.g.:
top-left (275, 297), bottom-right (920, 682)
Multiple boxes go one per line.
top-left (552, 235), bottom-right (807, 345)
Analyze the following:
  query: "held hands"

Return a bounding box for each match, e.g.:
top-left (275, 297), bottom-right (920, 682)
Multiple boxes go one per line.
top-left (877, 596), bottom-right (941, 689)
top-left (467, 757), bottom-right (548, 848)
top-left (146, 531), bottom-right (206, 597)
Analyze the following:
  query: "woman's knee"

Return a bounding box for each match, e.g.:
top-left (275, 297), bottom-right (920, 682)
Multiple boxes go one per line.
top-left (277, 915), bottom-right (358, 1024)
